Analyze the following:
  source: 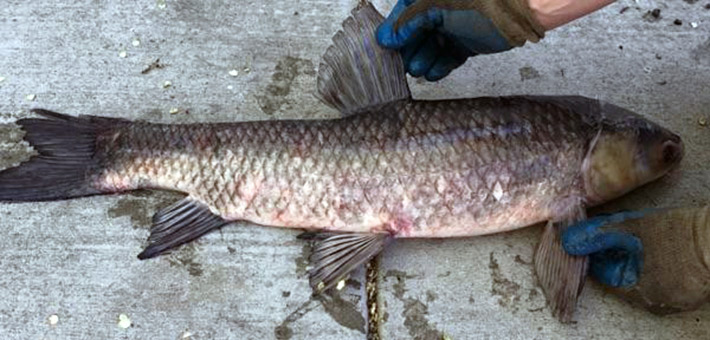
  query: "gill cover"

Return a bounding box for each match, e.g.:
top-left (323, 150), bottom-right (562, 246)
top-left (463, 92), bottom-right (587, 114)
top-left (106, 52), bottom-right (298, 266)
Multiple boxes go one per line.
top-left (583, 130), bottom-right (642, 202)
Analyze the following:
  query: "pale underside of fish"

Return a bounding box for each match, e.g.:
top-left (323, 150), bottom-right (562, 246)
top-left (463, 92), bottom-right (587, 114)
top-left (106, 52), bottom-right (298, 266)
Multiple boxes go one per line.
top-left (0, 1), bottom-right (683, 323)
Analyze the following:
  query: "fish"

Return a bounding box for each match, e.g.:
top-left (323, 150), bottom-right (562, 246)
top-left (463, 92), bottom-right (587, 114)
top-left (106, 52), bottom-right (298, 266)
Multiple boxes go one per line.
top-left (0, 1), bottom-right (683, 322)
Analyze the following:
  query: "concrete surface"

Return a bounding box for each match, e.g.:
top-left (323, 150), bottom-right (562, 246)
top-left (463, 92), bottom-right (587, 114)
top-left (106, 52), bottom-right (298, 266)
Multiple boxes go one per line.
top-left (0, 0), bottom-right (708, 339)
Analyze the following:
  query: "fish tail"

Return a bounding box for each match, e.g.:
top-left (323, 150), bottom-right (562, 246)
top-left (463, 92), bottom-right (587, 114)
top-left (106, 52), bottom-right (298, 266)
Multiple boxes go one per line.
top-left (0, 109), bottom-right (126, 202)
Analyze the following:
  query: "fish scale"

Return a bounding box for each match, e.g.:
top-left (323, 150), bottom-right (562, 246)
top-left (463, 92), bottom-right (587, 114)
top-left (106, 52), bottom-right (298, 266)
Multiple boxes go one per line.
top-left (86, 99), bottom-right (590, 238)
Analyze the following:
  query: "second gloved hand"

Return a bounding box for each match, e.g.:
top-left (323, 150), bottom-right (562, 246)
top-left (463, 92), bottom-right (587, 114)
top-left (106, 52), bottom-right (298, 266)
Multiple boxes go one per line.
top-left (563, 206), bottom-right (710, 315)
top-left (376, 0), bottom-right (545, 81)
top-left (562, 210), bottom-right (652, 288)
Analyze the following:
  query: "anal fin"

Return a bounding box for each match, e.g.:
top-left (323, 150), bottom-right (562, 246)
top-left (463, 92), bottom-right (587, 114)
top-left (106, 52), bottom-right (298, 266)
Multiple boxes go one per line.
top-left (137, 197), bottom-right (228, 259)
top-left (298, 232), bottom-right (391, 294)
top-left (535, 204), bottom-right (589, 323)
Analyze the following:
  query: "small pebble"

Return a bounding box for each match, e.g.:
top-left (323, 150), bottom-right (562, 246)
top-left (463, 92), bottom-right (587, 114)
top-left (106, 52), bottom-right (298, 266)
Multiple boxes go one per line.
top-left (0, 76), bottom-right (5, 83)
top-left (163, 80), bottom-right (172, 88)
top-left (181, 331), bottom-right (193, 339)
top-left (243, 67), bottom-right (251, 73)
top-left (169, 107), bottom-right (180, 115)
top-left (228, 69), bottom-right (239, 77)
top-left (26, 94), bottom-right (36, 101)
top-left (117, 313), bottom-right (131, 329)
top-left (699, 117), bottom-right (707, 126)
top-left (227, 85), bottom-right (234, 90)
top-left (48, 314), bottom-right (59, 325)
top-left (643, 8), bottom-right (662, 22)
top-left (690, 22), bottom-right (699, 28)
top-left (156, 0), bottom-right (166, 9)
top-left (336, 279), bottom-right (346, 290)
top-left (643, 8), bottom-right (661, 22)
top-left (674, 19), bottom-right (683, 25)
top-left (132, 39), bottom-right (140, 47)
top-left (119, 50), bottom-right (127, 58)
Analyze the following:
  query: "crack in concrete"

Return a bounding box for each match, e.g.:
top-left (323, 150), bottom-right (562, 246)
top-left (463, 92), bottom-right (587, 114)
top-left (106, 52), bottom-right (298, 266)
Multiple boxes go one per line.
top-left (275, 298), bottom-right (319, 340)
top-left (281, 238), bottom-right (366, 338)
top-left (366, 256), bottom-right (381, 340)
top-left (274, 289), bottom-right (366, 339)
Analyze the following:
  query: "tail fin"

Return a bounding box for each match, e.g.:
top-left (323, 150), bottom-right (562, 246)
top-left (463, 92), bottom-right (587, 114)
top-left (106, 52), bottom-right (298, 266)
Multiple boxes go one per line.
top-left (0, 109), bottom-right (123, 202)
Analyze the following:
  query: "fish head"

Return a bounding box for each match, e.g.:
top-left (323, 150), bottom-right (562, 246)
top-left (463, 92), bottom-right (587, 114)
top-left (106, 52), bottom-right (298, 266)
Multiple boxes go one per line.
top-left (582, 103), bottom-right (684, 204)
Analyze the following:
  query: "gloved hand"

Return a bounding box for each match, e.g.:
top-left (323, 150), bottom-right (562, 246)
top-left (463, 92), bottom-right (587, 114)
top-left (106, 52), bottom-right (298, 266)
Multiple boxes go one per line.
top-left (376, 0), bottom-right (545, 81)
top-left (564, 206), bottom-right (710, 315)
top-left (562, 210), bottom-right (653, 288)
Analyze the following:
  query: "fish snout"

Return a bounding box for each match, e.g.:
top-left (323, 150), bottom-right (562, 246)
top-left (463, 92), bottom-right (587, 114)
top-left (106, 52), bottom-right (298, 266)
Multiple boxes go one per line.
top-left (660, 133), bottom-right (684, 167)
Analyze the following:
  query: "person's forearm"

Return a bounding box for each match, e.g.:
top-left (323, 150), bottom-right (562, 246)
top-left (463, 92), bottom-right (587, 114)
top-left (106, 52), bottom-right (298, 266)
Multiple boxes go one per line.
top-left (529, 0), bottom-right (616, 30)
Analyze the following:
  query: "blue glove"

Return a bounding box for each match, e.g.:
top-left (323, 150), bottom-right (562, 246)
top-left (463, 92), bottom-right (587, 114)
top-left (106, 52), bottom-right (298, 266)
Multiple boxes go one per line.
top-left (376, 0), bottom-right (544, 81)
top-left (562, 210), bottom-right (655, 288)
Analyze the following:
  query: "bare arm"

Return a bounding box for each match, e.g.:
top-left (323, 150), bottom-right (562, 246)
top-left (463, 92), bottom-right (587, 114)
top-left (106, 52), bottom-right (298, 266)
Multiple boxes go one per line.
top-left (530, 0), bottom-right (616, 30)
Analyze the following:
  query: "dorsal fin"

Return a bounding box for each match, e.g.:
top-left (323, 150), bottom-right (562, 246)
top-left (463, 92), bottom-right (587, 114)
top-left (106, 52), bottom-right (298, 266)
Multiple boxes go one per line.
top-left (316, 1), bottom-right (411, 116)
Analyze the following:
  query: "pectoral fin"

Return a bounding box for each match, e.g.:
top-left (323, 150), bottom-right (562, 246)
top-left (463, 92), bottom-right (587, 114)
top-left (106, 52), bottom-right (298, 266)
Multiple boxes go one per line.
top-left (298, 232), bottom-right (391, 294)
top-left (534, 205), bottom-right (589, 323)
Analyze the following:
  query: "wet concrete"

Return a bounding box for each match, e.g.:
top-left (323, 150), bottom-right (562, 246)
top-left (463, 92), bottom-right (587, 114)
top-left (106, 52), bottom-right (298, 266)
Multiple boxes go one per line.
top-left (256, 56), bottom-right (316, 116)
top-left (0, 0), bottom-right (709, 339)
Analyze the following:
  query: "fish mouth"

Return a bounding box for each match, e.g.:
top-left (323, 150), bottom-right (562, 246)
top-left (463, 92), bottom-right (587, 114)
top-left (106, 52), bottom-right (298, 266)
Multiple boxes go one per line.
top-left (661, 134), bottom-right (684, 168)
